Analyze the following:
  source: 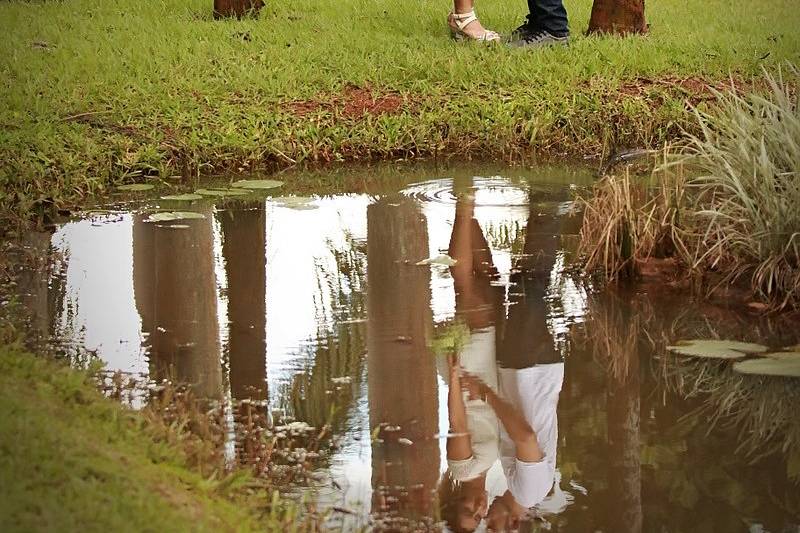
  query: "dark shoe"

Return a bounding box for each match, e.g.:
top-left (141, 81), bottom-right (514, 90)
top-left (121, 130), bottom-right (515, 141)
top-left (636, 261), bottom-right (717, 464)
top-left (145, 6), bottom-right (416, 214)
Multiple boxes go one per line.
top-left (509, 29), bottom-right (568, 49)
top-left (511, 22), bottom-right (531, 40)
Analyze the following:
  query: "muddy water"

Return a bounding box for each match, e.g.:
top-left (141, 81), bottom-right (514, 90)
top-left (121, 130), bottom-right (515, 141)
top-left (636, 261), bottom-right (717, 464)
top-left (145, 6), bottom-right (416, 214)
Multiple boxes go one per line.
top-left (16, 165), bottom-right (800, 531)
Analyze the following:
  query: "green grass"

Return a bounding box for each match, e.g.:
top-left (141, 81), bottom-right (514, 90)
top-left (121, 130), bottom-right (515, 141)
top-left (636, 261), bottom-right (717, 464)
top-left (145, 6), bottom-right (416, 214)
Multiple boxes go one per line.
top-left (0, 346), bottom-right (267, 532)
top-left (1, 0), bottom-right (799, 213)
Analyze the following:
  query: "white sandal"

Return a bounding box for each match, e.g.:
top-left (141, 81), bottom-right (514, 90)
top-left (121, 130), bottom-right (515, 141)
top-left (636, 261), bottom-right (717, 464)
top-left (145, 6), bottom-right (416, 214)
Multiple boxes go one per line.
top-left (448, 10), bottom-right (500, 42)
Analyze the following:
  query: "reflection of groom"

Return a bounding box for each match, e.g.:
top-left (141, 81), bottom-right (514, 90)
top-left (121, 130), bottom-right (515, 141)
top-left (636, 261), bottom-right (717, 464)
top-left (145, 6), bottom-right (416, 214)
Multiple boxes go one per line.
top-left (510, 0), bottom-right (570, 48)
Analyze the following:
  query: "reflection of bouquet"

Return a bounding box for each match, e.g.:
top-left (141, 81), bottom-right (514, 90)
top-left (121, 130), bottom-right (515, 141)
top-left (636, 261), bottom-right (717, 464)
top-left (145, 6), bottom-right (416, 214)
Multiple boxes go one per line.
top-left (429, 320), bottom-right (471, 358)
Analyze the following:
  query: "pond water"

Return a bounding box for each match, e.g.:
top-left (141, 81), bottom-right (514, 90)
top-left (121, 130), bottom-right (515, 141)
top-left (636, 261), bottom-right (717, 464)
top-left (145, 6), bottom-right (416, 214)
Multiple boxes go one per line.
top-left (14, 164), bottom-right (800, 532)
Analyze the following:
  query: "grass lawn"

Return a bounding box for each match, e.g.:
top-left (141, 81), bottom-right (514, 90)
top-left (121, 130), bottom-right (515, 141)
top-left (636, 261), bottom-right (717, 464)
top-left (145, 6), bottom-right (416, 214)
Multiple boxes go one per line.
top-left (0, 0), bottom-right (799, 213)
top-left (0, 346), bottom-right (270, 532)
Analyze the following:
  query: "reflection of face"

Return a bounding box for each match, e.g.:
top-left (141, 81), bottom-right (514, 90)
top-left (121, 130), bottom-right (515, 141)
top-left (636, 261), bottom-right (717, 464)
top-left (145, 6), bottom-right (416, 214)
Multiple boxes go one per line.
top-left (486, 497), bottom-right (520, 532)
top-left (454, 489), bottom-right (488, 532)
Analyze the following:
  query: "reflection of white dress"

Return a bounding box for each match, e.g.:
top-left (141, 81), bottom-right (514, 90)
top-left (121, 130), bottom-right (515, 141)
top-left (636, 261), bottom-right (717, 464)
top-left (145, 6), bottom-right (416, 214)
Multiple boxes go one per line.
top-left (438, 327), bottom-right (500, 482)
top-left (498, 363), bottom-right (564, 508)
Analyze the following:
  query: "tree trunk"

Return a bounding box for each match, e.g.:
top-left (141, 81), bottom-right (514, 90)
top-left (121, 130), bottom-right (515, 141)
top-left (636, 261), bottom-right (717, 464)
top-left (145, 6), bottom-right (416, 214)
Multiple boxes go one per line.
top-left (213, 0), bottom-right (264, 19)
top-left (587, 0), bottom-right (647, 35)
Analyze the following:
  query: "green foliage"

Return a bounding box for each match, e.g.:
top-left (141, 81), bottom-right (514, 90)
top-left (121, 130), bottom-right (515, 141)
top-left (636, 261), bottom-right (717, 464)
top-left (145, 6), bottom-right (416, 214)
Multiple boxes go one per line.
top-left (578, 67), bottom-right (800, 310)
top-left (0, 347), bottom-right (266, 532)
top-left (679, 66), bottom-right (800, 309)
top-left (429, 320), bottom-right (471, 357)
top-left (1, 0), bottom-right (799, 213)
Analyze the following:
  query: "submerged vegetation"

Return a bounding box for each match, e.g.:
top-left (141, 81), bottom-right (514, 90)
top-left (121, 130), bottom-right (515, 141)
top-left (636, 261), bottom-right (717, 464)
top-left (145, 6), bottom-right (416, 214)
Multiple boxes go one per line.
top-left (1, 0), bottom-right (799, 214)
top-left (579, 67), bottom-right (800, 310)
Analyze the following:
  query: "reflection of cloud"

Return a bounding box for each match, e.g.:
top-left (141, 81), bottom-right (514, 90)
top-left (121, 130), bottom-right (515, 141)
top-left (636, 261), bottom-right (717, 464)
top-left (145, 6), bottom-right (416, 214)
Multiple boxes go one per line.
top-left (548, 251), bottom-right (590, 353)
top-left (51, 215), bottom-right (145, 374)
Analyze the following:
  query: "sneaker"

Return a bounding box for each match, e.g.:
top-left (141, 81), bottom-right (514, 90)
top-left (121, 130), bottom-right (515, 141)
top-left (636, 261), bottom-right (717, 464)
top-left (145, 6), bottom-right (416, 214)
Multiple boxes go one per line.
top-left (509, 29), bottom-right (568, 49)
top-left (511, 22), bottom-right (530, 40)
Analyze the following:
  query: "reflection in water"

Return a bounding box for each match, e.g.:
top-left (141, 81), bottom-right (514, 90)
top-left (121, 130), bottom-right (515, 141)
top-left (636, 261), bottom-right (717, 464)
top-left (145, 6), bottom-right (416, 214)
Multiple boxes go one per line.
top-left (133, 210), bottom-right (222, 398)
top-left (219, 203), bottom-right (268, 402)
top-left (28, 167), bottom-right (800, 531)
top-left (440, 180), bottom-right (572, 532)
top-left (367, 196), bottom-right (440, 527)
top-left (590, 292), bottom-right (643, 533)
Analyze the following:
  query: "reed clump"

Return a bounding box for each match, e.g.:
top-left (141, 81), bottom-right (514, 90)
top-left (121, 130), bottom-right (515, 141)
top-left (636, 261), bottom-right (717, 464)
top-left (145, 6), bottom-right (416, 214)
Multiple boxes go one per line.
top-left (578, 66), bottom-right (800, 310)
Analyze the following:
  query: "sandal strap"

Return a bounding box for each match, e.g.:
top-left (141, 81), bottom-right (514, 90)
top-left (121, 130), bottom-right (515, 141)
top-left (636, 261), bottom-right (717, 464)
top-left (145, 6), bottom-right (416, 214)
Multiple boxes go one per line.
top-left (452, 10), bottom-right (478, 30)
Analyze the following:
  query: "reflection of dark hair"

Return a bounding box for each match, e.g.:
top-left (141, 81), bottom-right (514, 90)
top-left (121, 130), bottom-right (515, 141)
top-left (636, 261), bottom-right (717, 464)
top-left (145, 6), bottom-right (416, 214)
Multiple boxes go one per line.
top-left (438, 471), bottom-right (478, 533)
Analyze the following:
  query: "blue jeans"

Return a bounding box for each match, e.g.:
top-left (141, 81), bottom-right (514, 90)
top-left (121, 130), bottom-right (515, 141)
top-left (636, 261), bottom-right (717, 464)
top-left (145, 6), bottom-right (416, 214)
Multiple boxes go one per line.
top-left (526, 0), bottom-right (569, 37)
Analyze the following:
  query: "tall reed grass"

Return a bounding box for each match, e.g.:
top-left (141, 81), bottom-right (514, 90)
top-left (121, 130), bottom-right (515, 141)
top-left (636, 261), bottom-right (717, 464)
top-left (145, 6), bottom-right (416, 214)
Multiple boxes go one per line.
top-left (578, 66), bottom-right (800, 310)
top-left (680, 66), bottom-right (800, 309)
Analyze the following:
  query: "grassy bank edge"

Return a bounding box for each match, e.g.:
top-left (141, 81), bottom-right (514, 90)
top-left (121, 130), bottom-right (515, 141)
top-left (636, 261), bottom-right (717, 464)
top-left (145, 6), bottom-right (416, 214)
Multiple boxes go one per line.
top-left (0, 82), bottom-right (695, 218)
top-left (0, 345), bottom-right (272, 532)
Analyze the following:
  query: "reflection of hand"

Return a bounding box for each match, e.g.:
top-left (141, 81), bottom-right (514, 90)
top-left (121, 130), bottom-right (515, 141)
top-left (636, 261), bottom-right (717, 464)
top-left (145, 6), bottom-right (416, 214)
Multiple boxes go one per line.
top-left (448, 354), bottom-right (461, 381)
top-left (460, 372), bottom-right (488, 402)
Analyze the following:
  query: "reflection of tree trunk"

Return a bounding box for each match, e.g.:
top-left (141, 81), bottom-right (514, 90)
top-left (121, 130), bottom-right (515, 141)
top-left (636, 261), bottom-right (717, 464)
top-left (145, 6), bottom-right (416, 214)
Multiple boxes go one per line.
top-left (18, 230), bottom-right (54, 340)
top-left (587, 0), bottom-right (647, 35)
top-left (213, 0), bottom-right (264, 19)
top-left (219, 203), bottom-right (268, 469)
top-left (133, 211), bottom-right (222, 399)
top-left (219, 203), bottom-right (267, 402)
top-left (606, 331), bottom-right (642, 533)
top-left (367, 197), bottom-right (439, 519)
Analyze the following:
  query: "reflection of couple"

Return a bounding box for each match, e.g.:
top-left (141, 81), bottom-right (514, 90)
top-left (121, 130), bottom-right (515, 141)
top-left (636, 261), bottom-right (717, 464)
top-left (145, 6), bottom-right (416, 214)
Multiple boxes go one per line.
top-left (439, 189), bottom-right (564, 532)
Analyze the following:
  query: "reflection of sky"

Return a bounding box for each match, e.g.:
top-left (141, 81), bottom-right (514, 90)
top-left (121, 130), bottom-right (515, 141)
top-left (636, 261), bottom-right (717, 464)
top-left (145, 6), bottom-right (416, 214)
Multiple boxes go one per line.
top-left (51, 215), bottom-right (145, 374)
top-left (46, 176), bottom-right (588, 520)
top-left (264, 194), bottom-right (370, 391)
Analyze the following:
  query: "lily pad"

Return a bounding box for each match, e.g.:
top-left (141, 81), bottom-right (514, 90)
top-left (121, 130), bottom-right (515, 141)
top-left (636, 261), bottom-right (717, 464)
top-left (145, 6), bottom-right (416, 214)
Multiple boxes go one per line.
top-left (161, 193), bottom-right (204, 201)
top-left (194, 188), bottom-right (250, 197)
top-left (273, 196), bottom-right (318, 210)
top-left (146, 211), bottom-right (206, 222)
top-left (733, 357), bottom-right (800, 378)
top-left (230, 179), bottom-right (284, 190)
top-left (416, 254), bottom-right (458, 267)
top-left (666, 339), bottom-right (768, 360)
top-left (117, 184), bottom-right (155, 192)
top-left (763, 351), bottom-right (800, 361)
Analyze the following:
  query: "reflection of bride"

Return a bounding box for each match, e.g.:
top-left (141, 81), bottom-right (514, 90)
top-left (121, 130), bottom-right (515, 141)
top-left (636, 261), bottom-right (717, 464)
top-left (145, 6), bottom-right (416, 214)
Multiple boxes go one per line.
top-left (438, 188), bottom-right (566, 532)
top-left (437, 191), bottom-right (502, 532)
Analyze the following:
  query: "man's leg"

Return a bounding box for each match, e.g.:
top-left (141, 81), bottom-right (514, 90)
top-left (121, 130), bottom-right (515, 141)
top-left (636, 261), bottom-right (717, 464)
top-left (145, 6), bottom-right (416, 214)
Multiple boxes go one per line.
top-left (526, 0), bottom-right (569, 37)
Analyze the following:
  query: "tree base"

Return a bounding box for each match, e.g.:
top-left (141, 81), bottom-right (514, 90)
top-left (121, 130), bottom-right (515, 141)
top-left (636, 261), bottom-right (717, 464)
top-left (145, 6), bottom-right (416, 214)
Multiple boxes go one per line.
top-left (213, 0), bottom-right (264, 19)
top-left (587, 0), bottom-right (647, 35)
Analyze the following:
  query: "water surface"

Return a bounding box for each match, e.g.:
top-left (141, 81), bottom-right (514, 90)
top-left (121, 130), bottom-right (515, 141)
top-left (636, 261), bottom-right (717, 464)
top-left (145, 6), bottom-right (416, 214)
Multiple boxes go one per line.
top-left (15, 164), bottom-right (800, 532)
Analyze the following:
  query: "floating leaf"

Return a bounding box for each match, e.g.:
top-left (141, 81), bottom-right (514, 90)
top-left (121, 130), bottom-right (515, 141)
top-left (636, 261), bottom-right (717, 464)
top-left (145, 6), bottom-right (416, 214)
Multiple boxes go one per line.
top-left (146, 211), bottom-right (206, 222)
top-left (416, 254), bottom-right (458, 267)
top-left (666, 339), bottom-right (768, 359)
top-left (194, 188), bottom-right (250, 197)
top-left (763, 351), bottom-right (800, 361)
top-left (230, 179), bottom-right (284, 190)
top-left (117, 184), bottom-right (154, 192)
top-left (733, 358), bottom-right (800, 378)
top-left (273, 196), bottom-right (318, 210)
top-left (161, 193), bottom-right (204, 201)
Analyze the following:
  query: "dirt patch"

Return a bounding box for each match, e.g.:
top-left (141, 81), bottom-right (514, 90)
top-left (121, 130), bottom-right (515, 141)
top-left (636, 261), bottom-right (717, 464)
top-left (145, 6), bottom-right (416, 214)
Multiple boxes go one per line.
top-left (607, 75), bottom-right (751, 105)
top-left (284, 85), bottom-right (407, 119)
